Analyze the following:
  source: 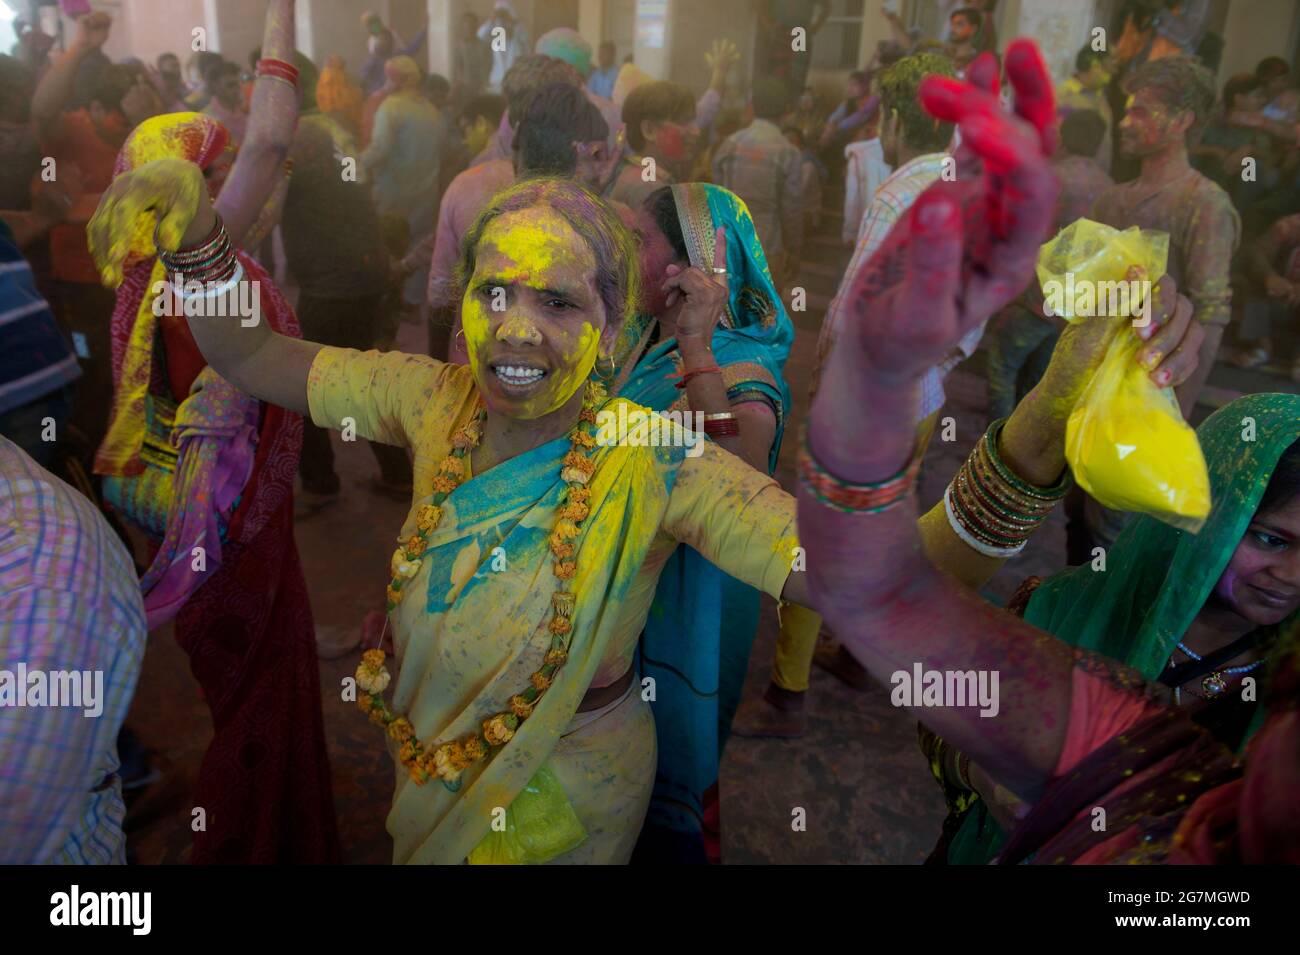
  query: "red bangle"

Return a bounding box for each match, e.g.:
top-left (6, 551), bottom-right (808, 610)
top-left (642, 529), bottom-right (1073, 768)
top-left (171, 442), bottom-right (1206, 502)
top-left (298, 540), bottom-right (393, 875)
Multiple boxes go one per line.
top-left (703, 419), bottom-right (740, 437)
top-left (675, 364), bottom-right (722, 389)
top-left (256, 58), bottom-right (300, 87)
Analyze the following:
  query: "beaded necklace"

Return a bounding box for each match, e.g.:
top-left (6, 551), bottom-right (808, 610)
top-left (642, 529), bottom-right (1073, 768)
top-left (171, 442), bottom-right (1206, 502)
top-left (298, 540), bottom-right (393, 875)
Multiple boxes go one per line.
top-left (356, 381), bottom-right (605, 789)
top-left (1172, 641), bottom-right (1264, 702)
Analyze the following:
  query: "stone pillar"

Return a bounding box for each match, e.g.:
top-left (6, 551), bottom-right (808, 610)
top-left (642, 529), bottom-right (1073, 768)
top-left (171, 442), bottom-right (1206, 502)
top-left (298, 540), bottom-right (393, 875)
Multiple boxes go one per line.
top-left (577, 0), bottom-right (605, 44)
top-left (425, 0), bottom-right (458, 80)
top-left (204, 0), bottom-right (267, 67)
top-left (298, 0), bottom-right (370, 72)
top-left (1013, 0), bottom-right (1102, 85)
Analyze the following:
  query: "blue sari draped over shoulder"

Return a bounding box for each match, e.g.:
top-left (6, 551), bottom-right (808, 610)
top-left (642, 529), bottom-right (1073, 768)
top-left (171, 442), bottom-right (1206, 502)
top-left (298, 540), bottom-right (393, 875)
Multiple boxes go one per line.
top-left (615, 183), bottom-right (794, 862)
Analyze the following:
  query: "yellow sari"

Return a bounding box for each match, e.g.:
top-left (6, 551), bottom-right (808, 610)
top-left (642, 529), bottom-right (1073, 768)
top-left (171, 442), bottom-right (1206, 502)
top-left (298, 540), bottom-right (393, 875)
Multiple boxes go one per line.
top-left (308, 346), bottom-right (796, 863)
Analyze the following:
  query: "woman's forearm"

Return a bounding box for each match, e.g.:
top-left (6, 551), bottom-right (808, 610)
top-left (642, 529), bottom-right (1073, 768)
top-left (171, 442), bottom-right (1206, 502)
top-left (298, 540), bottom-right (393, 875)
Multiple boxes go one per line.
top-left (215, 0), bottom-right (297, 247)
top-left (678, 335), bottom-right (748, 462)
top-left (177, 202), bottom-right (317, 415)
top-left (801, 328), bottom-right (1071, 798)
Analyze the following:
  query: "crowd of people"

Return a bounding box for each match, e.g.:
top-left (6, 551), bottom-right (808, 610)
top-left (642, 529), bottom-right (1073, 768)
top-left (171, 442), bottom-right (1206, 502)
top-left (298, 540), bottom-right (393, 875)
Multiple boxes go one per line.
top-left (0, 0), bottom-right (1296, 866)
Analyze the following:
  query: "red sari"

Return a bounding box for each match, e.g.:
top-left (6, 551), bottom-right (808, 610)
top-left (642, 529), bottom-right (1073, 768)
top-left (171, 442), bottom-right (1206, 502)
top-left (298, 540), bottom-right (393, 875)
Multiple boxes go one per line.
top-left (96, 113), bottom-right (339, 863)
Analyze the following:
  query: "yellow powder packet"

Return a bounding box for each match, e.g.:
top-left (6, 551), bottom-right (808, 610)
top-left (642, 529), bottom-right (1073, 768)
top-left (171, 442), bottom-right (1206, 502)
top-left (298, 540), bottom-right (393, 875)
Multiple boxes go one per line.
top-left (1039, 219), bottom-right (1211, 532)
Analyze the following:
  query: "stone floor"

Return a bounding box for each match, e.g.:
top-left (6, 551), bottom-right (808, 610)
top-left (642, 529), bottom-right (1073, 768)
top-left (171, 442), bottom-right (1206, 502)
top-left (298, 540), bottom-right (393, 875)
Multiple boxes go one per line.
top-left (121, 189), bottom-right (1298, 865)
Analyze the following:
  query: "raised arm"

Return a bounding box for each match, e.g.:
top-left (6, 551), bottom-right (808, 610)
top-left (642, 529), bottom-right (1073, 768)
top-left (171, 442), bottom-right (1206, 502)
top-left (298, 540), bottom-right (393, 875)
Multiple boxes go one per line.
top-left (88, 158), bottom-right (318, 416)
top-left (31, 12), bottom-right (112, 139)
top-left (802, 43), bottom-right (1075, 800)
top-left (214, 0), bottom-right (299, 247)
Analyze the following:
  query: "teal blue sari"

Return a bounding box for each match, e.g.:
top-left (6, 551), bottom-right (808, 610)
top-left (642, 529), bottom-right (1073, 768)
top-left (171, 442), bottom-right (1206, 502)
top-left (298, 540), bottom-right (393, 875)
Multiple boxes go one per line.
top-left (617, 183), bottom-right (794, 862)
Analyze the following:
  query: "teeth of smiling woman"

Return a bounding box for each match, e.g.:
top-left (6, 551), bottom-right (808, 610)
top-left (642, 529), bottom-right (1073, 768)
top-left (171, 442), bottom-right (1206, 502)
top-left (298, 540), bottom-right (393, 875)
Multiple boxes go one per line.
top-left (494, 366), bottom-right (546, 385)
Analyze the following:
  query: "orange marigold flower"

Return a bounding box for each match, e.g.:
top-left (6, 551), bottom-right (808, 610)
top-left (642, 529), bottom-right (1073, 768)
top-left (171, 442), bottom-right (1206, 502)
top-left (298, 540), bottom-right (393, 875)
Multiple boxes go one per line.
top-left (561, 502), bottom-right (590, 522)
top-left (415, 504), bottom-right (441, 530)
top-left (357, 693), bottom-right (375, 714)
top-left (409, 763), bottom-right (431, 785)
top-left (369, 709), bottom-right (388, 727)
top-left (545, 649), bottom-right (569, 667)
top-left (406, 535), bottom-right (428, 557)
top-left (362, 649), bottom-right (386, 671)
top-left (399, 740), bottom-right (417, 764)
top-left (463, 735), bottom-right (487, 760)
top-left (549, 538), bottom-right (574, 559)
top-left (531, 672), bottom-right (553, 692)
top-left (432, 475), bottom-right (457, 494)
top-left (579, 408), bottom-right (598, 424)
top-left (568, 488), bottom-right (591, 504)
top-left (548, 617), bottom-right (572, 636)
top-left (554, 560), bottom-right (577, 580)
top-left (563, 450), bottom-right (595, 472)
top-left (573, 430), bottom-right (596, 448)
top-left (554, 519), bottom-right (579, 540)
top-left (386, 585), bottom-right (402, 607)
top-left (388, 717), bottom-right (415, 742)
top-left (482, 714), bottom-right (516, 746)
top-left (439, 456), bottom-right (465, 478)
top-left (510, 695), bottom-right (534, 719)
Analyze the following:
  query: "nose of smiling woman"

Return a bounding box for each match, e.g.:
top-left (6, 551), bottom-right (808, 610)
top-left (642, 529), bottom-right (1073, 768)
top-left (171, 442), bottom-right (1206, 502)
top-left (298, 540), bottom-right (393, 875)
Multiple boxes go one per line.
top-left (497, 308), bottom-right (544, 346)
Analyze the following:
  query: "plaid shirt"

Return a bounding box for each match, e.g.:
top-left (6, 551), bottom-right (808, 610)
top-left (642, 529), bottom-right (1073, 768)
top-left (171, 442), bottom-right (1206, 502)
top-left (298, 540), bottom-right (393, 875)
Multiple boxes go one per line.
top-left (0, 437), bottom-right (145, 863)
top-left (813, 152), bottom-right (984, 417)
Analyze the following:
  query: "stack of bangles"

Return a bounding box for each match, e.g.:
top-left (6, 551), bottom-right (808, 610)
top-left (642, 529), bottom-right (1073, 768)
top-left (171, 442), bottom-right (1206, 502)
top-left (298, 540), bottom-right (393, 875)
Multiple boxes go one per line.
top-left (798, 427), bottom-right (923, 514)
top-left (256, 57), bottom-right (300, 90)
top-left (158, 214), bottom-right (243, 299)
top-left (944, 417), bottom-right (1071, 558)
top-left (702, 411), bottom-right (739, 437)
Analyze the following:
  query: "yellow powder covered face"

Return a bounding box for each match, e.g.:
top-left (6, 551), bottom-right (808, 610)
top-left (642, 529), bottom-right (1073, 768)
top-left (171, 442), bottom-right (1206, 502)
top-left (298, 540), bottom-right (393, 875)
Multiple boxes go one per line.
top-left (463, 207), bottom-right (607, 420)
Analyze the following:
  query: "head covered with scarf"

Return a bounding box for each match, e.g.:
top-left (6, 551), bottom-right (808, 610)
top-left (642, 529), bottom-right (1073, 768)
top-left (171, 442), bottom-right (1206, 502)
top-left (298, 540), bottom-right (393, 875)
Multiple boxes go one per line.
top-left (95, 111), bottom-right (299, 489)
top-left (616, 182), bottom-right (793, 469)
top-left (1026, 391), bottom-right (1300, 676)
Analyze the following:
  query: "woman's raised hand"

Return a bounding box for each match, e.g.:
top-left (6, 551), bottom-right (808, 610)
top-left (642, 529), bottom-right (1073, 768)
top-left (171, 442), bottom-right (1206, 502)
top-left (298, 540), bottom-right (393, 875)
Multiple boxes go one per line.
top-left (662, 226), bottom-right (730, 345)
top-left (1035, 270), bottom-right (1200, 418)
top-left (88, 157), bottom-right (212, 288)
top-left (840, 42), bottom-right (1059, 386)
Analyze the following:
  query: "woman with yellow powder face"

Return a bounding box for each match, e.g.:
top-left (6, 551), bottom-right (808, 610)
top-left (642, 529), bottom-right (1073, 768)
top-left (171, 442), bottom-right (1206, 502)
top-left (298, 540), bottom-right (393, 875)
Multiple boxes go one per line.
top-left (90, 169), bottom-right (811, 864)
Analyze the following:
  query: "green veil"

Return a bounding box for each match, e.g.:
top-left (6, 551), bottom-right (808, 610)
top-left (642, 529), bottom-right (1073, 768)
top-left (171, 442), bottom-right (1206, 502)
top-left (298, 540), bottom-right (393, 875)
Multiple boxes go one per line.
top-left (1025, 391), bottom-right (1300, 678)
top-left (948, 391), bottom-right (1300, 865)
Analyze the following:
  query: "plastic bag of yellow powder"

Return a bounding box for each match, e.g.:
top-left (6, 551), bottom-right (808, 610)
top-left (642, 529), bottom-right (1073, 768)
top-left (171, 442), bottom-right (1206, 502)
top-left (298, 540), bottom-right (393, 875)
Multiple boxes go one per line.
top-left (1038, 219), bottom-right (1211, 532)
top-left (467, 763), bottom-right (587, 864)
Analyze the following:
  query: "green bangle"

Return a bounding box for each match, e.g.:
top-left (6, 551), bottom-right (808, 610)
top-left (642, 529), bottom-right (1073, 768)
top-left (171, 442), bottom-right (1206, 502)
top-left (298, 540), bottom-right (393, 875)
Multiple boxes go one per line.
top-left (984, 417), bottom-right (1072, 501)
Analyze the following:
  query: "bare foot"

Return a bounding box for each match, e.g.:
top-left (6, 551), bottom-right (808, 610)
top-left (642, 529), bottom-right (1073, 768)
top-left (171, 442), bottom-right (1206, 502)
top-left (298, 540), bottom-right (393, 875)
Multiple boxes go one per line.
top-left (315, 623), bottom-right (362, 660)
top-left (813, 643), bottom-right (872, 692)
top-left (730, 683), bottom-right (806, 739)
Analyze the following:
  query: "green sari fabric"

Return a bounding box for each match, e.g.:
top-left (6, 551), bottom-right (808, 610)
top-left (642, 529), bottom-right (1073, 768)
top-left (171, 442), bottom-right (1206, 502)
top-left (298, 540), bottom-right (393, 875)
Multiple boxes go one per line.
top-left (948, 392), bottom-right (1300, 864)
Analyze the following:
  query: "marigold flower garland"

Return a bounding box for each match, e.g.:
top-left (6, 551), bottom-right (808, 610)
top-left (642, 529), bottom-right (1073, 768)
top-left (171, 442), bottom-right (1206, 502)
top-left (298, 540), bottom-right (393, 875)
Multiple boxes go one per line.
top-left (356, 382), bottom-right (605, 790)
